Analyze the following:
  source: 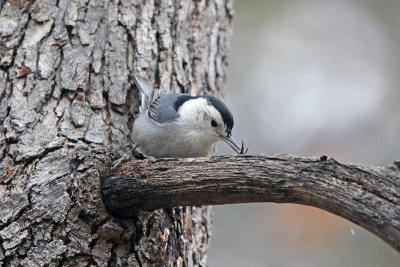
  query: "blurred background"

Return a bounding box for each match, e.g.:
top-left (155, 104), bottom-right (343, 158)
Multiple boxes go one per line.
top-left (208, 0), bottom-right (400, 266)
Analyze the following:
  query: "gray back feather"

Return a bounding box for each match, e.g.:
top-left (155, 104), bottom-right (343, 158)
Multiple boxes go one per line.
top-left (149, 92), bottom-right (182, 123)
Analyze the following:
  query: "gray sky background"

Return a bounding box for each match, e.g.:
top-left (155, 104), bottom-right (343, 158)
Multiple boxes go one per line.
top-left (208, 0), bottom-right (400, 266)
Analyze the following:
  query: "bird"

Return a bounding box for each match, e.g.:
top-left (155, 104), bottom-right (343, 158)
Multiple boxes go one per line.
top-left (132, 75), bottom-right (246, 158)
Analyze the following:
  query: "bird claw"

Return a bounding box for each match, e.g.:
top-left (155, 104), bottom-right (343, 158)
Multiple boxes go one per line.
top-left (132, 145), bottom-right (157, 162)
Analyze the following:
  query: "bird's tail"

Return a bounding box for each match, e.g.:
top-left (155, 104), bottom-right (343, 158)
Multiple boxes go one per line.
top-left (132, 75), bottom-right (153, 112)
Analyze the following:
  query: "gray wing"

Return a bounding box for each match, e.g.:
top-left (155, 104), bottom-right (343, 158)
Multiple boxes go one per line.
top-left (147, 91), bottom-right (182, 124)
top-left (133, 75), bottom-right (183, 124)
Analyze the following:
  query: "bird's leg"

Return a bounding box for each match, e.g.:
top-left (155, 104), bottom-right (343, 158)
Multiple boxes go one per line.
top-left (110, 144), bottom-right (139, 169)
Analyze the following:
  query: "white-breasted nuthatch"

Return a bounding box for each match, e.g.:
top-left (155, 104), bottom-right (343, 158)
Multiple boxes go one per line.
top-left (132, 75), bottom-right (246, 158)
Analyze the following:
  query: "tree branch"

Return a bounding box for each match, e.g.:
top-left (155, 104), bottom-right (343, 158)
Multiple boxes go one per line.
top-left (101, 155), bottom-right (400, 252)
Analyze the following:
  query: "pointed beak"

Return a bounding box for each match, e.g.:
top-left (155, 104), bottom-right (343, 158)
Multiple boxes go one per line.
top-left (222, 134), bottom-right (242, 154)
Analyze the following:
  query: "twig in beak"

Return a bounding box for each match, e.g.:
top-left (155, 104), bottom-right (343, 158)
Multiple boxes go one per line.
top-left (238, 141), bottom-right (249, 154)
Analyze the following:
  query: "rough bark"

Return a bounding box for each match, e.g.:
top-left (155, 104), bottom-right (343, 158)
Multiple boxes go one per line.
top-left (0, 0), bottom-right (233, 266)
top-left (102, 155), bottom-right (400, 253)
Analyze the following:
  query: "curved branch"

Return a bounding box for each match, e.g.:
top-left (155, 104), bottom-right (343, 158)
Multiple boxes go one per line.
top-left (101, 155), bottom-right (400, 252)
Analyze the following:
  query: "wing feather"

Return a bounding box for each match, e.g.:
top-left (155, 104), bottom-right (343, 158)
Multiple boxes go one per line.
top-left (133, 75), bottom-right (185, 124)
top-left (147, 88), bottom-right (163, 123)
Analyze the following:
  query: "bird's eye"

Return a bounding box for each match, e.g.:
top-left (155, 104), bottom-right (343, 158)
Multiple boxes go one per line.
top-left (211, 119), bottom-right (218, 127)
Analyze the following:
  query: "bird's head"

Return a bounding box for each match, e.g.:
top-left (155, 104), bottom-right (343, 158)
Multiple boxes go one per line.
top-left (176, 95), bottom-right (242, 153)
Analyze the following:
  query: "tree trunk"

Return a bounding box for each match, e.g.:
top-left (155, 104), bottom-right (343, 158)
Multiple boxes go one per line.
top-left (0, 0), bottom-right (233, 266)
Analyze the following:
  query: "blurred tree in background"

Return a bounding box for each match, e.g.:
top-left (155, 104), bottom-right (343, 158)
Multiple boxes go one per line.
top-left (209, 0), bottom-right (400, 266)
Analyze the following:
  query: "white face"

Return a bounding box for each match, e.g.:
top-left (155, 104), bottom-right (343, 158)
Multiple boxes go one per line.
top-left (177, 98), bottom-right (228, 142)
top-left (177, 97), bottom-right (242, 154)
